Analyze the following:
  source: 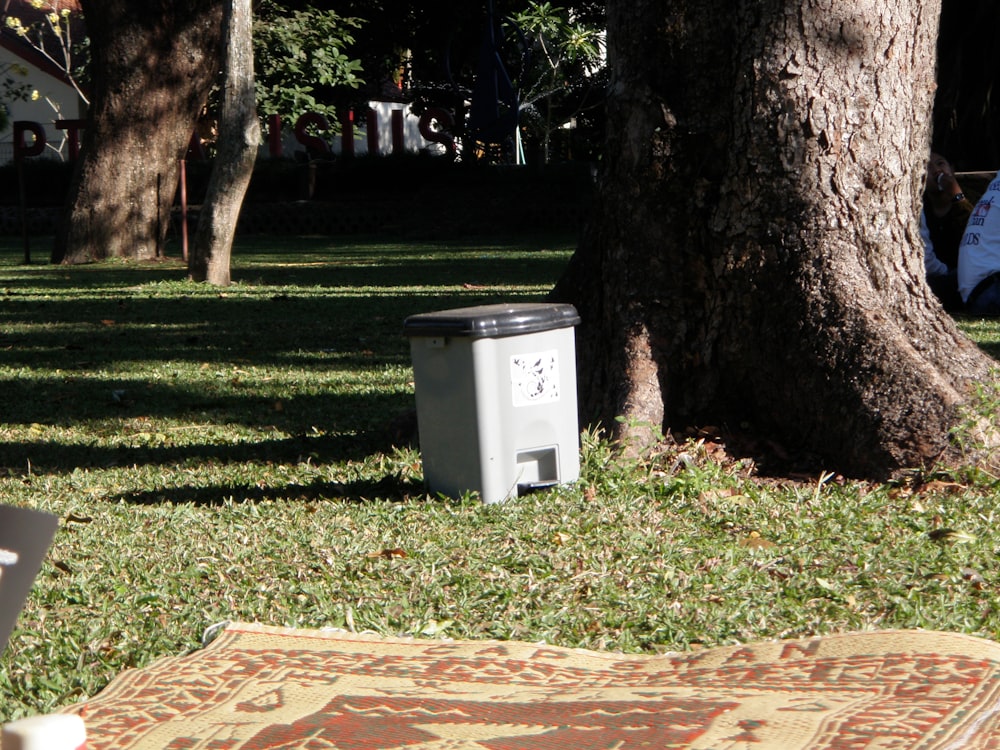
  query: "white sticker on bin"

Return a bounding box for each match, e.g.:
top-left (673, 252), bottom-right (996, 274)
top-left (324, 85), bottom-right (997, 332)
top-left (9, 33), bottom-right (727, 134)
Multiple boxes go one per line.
top-left (510, 349), bottom-right (560, 407)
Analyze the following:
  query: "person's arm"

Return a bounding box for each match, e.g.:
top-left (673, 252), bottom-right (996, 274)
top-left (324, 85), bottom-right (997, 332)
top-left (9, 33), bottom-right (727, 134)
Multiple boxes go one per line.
top-left (921, 211), bottom-right (949, 276)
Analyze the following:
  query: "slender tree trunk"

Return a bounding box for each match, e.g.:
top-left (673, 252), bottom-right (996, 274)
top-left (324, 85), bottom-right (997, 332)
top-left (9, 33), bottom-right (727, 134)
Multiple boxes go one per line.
top-left (188, 0), bottom-right (259, 286)
top-left (553, 0), bottom-right (995, 478)
top-left (53, 0), bottom-right (225, 264)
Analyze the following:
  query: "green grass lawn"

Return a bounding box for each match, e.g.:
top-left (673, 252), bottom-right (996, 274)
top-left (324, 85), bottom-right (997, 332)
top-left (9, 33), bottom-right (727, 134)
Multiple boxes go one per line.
top-left (2, 233), bottom-right (1000, 721)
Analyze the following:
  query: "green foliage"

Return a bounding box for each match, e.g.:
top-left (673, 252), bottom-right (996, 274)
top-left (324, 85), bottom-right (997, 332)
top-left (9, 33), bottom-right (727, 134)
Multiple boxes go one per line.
top-left (0, 62), bottom-right (32, 133)
top-left (3, 5), bottom-right (89, 111)
top-left (252, 0), bottom-right (364, 125)
top-left (508, 1), bottom-right (606, 162)
top-left (946, 366), bottom-right (1000, 484)
top-left (512, 1), bottom-right (604, 69)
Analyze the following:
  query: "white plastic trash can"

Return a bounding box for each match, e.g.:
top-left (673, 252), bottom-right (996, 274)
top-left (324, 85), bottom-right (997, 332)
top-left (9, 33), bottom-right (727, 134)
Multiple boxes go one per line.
top-left (404, 302), bottom-right (581, 504)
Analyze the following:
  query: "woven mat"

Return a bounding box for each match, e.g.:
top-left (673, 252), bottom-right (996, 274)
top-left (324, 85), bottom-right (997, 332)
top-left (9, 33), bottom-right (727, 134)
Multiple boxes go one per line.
top-left (68, 623), bottom-right (1000, 749)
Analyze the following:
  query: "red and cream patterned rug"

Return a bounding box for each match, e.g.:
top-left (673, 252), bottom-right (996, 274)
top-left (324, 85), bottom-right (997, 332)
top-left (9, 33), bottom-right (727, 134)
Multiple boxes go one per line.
top-left (67, 622), bottom-right (1000, 749)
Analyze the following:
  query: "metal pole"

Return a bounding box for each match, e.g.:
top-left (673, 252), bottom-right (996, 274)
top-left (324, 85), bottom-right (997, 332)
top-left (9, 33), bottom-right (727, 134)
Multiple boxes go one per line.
top-left (179, 158), bottom-right (188, 262)
top-left (16, 155), bottom-right (30, 264)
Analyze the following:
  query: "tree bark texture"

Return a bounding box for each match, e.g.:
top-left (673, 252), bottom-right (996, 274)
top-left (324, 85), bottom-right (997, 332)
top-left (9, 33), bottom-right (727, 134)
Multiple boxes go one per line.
top-left (189, 0), bottom-right (260, 286)
top-left (53, 0), bottom-right (225, 264)
top-left (554, 0), bottom-right (995, 478)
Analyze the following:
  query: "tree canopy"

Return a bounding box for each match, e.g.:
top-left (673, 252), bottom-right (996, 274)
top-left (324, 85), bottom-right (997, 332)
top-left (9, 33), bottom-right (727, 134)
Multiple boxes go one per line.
top-left (252, 0), bottom-right (363, 125)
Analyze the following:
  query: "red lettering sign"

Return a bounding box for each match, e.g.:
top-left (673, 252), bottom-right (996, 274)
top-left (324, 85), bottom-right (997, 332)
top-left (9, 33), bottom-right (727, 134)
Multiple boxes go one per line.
top-left (17, 106), bottom-right (459, 162)
top-left (55, 119), bottom-right (85, 160)
top-left (419, 108), bottom-right (456, 159)
top-left (293, 112), bottom-right (332, 156)
top-left (13, 121), bottom-right (46, 159)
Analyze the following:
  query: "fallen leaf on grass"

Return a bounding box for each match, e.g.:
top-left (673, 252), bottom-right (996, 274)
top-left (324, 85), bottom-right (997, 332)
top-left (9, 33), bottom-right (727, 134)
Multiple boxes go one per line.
top-left (367, 548), bottom-right (407, 559)
top-left (918, 480), bottom-right (967, 495)
top-left (420, 619), bottom-right (453, 636)
top-left (928, 528), bottom-right (977, 544)
top-left (552, 531), bottom-right (572, 546)
top-left (699, 487), bottom-right (742, 503)
top-left (962, 567), bottom-right (986, 589)
top-left (698, 557), bottom-right (723, 572)
top-left (738, 531), bottom-right (776, 549)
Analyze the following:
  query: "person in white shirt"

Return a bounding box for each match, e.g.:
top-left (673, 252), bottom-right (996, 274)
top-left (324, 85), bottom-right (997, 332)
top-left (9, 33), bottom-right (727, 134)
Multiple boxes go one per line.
top-left (920, 153), bottom-right (971, 311)
top-left (921, 211), bottom-right (962, 310)
top-left (924, 154), bottom-right (973, 268)
top-left (957, 173), bottom-right (1000, 316)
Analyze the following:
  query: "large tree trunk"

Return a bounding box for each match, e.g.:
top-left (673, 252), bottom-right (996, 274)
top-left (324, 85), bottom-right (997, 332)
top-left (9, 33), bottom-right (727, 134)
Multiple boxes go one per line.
top-left (52, 0), bottom-right (225, 264)
top-left (553, 0), bottom-right (995, 478)
top-left (188, 0), bottom-right (260, 286)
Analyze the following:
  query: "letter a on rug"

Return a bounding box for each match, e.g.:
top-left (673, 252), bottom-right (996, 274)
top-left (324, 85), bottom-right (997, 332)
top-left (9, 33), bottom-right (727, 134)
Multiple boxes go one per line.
top-left (64, 623), bottom-right (1000, 749)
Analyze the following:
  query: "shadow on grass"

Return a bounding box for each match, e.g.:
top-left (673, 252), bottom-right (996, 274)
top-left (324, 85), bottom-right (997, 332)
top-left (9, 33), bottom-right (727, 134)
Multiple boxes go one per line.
top-left (0, 430), bottom-right (397, 475)
top-left (1, 236), bottom-right (572, 293)
top-left (0, 378), bottom-right (414, 433)
top-left (0, 239), bottom-right (570, 402)
top-left (116, 474), bottom-right (429, 506)
top-left (0, 282), bottom-right (527, 372)
top-left (0, 235), bottom-right (574, 481)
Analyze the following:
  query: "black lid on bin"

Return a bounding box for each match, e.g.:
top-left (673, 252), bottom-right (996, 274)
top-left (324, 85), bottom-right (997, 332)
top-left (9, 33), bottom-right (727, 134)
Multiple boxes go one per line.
top-left (403, 303), bottom-right (580, 339)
